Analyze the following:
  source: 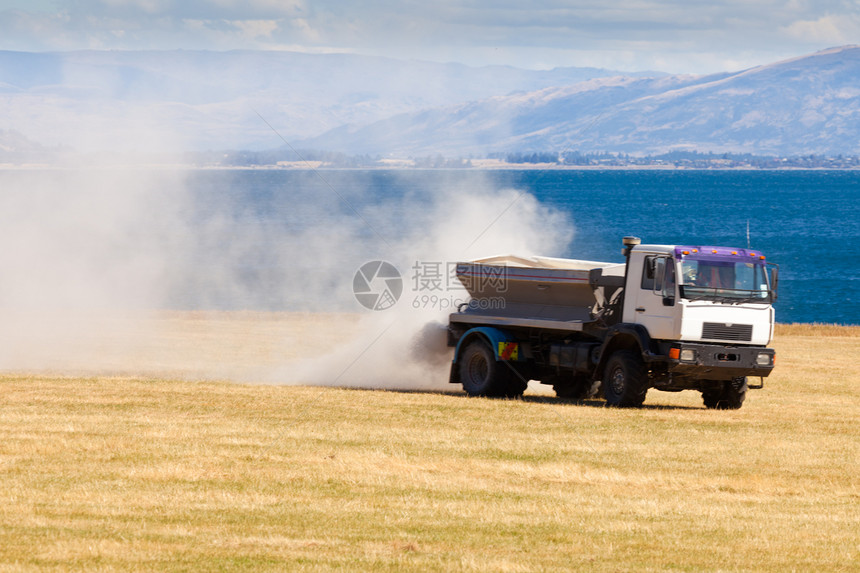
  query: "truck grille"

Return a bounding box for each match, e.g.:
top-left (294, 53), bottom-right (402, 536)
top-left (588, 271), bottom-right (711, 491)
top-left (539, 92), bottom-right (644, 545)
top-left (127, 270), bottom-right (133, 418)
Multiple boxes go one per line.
top-left (702, 322), bottom-right (753, 342)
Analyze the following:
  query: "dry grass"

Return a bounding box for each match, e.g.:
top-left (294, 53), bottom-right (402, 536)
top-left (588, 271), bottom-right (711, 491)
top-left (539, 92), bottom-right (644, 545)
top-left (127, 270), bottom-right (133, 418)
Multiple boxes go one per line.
top-left (0, 310), bottom-right (363, 380)
top-left (775, 322), bottom-right (860, 337)
top-left (0, 317), bottom-right (858, 571)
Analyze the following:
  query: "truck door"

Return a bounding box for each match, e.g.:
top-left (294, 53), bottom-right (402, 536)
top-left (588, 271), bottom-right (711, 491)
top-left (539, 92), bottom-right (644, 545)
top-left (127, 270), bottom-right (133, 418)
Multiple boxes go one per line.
top-left (629, 255), bottom-right (677, 340)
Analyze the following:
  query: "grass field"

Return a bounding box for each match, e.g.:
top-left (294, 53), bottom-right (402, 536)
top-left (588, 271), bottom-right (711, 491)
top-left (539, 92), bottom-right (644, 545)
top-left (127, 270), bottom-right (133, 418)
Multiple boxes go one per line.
top-left (0, 318), bottom-right (858, 571)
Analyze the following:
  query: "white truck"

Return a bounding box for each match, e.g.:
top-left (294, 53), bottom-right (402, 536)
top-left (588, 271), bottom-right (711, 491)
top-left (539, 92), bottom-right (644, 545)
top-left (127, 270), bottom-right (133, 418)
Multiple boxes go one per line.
top-left (447, 237), bottom-right (777, 408)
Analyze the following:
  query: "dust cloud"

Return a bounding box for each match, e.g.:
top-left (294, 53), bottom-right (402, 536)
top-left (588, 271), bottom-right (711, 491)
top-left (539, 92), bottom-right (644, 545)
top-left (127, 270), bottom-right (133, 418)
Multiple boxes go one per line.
top-left (0, 164), bottom-right (573, 389)
top-left (283, 177), bottom-right (574, 390)
top-left (0, 167), bottom-right (189, 372)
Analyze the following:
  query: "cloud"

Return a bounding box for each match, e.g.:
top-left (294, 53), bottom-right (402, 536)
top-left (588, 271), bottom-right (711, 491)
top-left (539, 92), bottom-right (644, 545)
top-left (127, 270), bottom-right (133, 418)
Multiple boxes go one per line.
top-left (230, 19), bottom-right (279, 40)
top-left (783, 14), bottom-right (858, 44)
top-left (1, 1), bottom-right (859, 72)
top-left (68, 0), bottom-right (305, 19)
top-left (179, 18), bottom-right (282, 46)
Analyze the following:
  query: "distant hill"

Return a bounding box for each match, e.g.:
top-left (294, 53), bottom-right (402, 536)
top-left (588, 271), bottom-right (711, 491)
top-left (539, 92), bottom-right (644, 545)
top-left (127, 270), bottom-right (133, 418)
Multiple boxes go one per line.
top-left (2, 47), bottom-right (859, 158)
top-left (302, 46), bottom-right (860, 157)
top-left (0, 50), bottom-right (645, 152)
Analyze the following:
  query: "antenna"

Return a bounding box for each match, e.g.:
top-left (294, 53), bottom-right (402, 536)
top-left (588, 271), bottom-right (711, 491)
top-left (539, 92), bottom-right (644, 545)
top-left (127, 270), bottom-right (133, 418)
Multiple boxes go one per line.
top-left (746, 220), bottom-right (751, 249)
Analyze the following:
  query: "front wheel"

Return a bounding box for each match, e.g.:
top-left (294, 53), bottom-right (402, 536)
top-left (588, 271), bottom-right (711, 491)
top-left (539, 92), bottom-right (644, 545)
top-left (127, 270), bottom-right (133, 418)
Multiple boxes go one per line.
top-left (459, 340), bottom-right (524, 398)
top-left (702, 377), bottom-right (747, 409)
top-left (603, 350), bottom-right (648, 407)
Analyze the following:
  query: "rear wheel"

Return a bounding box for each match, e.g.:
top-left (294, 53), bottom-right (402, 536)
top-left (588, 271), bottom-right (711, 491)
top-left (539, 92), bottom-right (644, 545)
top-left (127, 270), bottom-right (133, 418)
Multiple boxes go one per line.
top-left (702, 377), bottom-right (747, 409)
top-left (603, 350), bottom-right (648, 407)
top-left (459, 340), bottom-right (524, 398)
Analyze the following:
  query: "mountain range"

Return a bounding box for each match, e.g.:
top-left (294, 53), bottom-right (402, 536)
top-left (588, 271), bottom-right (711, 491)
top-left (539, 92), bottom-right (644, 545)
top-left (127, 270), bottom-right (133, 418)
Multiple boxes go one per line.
top-left (1, 46), bottom-right (859, 158)
top-left (303, 46), bottom-right (860, 157)
top-left (0, 50), bottom-right (644, 154)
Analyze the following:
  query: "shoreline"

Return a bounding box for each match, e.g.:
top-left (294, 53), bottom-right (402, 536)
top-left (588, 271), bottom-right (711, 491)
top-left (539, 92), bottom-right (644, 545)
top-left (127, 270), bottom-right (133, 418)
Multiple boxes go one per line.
top-left (2, 162), bottom-right (860, 172)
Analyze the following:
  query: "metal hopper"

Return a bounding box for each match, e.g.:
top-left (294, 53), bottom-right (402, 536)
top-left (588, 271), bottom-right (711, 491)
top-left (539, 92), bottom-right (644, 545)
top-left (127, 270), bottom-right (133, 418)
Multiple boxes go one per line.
top-left (452, 254), bottom-right (625, 331)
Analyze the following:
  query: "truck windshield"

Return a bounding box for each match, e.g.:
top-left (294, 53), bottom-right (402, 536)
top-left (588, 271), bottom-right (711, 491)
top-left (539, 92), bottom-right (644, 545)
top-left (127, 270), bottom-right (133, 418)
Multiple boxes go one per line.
top-left (679, 259), bottom-right (772, 304)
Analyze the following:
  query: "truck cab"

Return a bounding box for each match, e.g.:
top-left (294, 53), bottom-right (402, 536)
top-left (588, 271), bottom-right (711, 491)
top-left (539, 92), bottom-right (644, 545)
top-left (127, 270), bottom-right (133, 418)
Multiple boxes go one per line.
top-left (623, 243), bottom-right (776, 345)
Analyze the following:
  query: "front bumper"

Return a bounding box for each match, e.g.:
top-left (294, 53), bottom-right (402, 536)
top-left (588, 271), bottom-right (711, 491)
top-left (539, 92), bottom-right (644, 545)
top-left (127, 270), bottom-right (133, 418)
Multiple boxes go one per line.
top-left (661, 343), bottom-right (775, 381)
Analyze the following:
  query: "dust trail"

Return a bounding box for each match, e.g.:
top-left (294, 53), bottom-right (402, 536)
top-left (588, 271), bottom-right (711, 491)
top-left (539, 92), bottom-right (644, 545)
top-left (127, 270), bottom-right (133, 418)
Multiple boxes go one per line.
top-left (0, 167), bottom-right (190, 373)
top-left (280, 174), bottom-right (574, 390)
top-left (0, 166), bottom-right (572, 386)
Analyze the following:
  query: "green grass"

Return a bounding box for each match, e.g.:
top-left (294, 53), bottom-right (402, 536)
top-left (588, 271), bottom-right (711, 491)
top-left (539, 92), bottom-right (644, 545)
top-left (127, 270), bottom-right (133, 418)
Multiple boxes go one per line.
top-left (0, 329), bottom-right (858, 571)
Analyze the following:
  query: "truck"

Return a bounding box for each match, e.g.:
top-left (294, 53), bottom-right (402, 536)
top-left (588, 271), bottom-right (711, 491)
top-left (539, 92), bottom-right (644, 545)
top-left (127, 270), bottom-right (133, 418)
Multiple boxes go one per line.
top-left (447, 237), bottom-right (777, 409)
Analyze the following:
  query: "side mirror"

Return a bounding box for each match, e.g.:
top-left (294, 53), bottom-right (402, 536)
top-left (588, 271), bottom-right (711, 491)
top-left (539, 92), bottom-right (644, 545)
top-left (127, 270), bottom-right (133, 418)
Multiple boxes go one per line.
top-left (769, 264), bottom-right (779, 301)
top-left (663, 296), bottom-right (675, 307)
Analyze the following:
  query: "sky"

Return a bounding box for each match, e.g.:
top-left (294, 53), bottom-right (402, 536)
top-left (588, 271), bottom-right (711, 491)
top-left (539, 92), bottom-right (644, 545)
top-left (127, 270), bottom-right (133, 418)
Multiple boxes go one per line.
top-left (0, 0), bottom-right (858, 74)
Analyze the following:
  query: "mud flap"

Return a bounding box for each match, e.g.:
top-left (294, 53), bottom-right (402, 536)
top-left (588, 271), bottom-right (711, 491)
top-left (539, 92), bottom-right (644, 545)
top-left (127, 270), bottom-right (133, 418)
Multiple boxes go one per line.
top-left (449, 360), bottom-right (460, 385)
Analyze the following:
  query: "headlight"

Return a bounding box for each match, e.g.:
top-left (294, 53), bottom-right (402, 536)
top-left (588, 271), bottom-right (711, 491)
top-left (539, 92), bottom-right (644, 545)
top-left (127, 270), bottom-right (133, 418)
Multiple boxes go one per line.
top-left (756, 352), bottom-right (772, 366)
top-left (680, 349), bottom-right (696, 362)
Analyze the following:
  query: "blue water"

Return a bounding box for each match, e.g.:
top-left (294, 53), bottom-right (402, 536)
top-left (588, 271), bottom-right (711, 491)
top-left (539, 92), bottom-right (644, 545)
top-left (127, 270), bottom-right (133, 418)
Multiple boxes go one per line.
top-left (498, 169), bottom-right (860, 325)
top-left (182, 169), bottom-right (858, 325)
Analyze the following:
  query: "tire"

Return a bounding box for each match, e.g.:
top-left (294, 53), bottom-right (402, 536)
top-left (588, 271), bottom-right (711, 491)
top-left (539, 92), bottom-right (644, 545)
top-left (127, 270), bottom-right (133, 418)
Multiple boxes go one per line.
top-left (603, 350), bottom-right (648, 407)
top-left (459, 340), bottom-right (523, 398)
top-left (554, 375), bottom-right (600, 401)
top-left (702, 377), bottom-right (747, 410)
top-left (503, 374), bottom-right (529, 398)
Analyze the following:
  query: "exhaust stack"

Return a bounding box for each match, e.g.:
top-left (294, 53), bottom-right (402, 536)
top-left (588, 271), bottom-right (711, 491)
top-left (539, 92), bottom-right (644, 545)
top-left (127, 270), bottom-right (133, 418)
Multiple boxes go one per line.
top-left (622, 236), bottom-right (641, 258)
